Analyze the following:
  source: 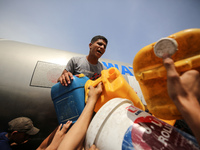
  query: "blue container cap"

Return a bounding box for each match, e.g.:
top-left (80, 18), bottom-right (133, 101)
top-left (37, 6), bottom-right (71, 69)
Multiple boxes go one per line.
top-left (51, 75), bottom-right (89, 100)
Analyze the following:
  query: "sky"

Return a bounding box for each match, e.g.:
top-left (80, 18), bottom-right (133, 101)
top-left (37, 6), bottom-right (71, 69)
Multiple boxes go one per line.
top-left (0, 0), bottom-right (200, 64)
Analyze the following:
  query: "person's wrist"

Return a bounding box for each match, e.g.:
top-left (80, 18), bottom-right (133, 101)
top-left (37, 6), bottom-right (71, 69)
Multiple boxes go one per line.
top-left (46, 146), bottom-right (57, 150)
top-left (86, 97), bottom-right (97, 106)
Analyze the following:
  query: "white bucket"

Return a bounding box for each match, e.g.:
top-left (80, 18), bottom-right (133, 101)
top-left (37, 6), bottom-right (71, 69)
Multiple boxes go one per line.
top-left (85, 98), bottom-right (199, 150)
top-left (85, 98), bottom-right (133, 150)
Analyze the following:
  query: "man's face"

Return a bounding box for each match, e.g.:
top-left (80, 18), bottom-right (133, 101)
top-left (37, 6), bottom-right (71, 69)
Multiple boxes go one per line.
top-left (12, 132), bottom-right (30, 145)
top-left (89, 39), bottom-right (107, 59)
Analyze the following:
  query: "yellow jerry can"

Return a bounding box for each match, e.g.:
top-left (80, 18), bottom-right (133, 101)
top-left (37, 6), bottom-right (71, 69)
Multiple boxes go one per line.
top-left (85, 67), bottom-right (145, 112)
top-left (133, 28), bottom-right (200, 120)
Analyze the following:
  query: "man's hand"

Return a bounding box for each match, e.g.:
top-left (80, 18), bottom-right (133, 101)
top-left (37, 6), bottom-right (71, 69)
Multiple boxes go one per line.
top-left (163, 57), bottom-right (200, 145)
top-left (57, 69), bottom-right (74, 86)
top-left (46, 121), bottom-right (72, 150)
top-left (87, 82), bottom-right (103, 105)
top-left (163, 57), bottom-right (200, 108)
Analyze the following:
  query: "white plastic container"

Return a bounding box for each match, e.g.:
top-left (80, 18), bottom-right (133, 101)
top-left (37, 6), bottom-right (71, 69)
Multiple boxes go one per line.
top-left (85, 98), bottom-right (133, 150)
top-left (85, 98), bottom-right (199, 150)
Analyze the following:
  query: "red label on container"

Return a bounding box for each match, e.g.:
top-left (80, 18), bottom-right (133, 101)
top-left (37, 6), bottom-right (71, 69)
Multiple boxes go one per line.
top-left (122, 105), bottom-right (198, 150)
top-left (131, 116), bottom-right (198, 149)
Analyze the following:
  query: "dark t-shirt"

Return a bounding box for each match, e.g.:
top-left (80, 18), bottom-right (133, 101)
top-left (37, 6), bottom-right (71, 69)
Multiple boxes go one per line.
top-left (0, 132), bottom-right (11, 150)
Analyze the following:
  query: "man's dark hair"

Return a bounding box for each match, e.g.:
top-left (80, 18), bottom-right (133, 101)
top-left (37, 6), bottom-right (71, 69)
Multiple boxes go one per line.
top-left (91, 35), bottom-right (108, 45)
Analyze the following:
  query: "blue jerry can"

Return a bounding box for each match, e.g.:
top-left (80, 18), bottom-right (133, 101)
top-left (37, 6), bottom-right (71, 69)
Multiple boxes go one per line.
top-left (51, 74), bottom-right (89, 124)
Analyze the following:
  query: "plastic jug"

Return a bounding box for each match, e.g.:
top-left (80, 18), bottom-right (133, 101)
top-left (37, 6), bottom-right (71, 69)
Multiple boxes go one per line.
top-left (133, 28), bottom-right (200, 120)
top-left (85, 98), bottom-right (199, 150)
top-left (84, 67), bottom-right (145, 112)
top-left (51, 74), bottom-right (89, 124)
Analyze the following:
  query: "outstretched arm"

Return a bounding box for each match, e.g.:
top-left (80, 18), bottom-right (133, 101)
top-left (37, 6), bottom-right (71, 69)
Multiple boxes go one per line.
top-left (37, 126), bottom-right (59, 150)
top-left (163, 57), bottom-right (200, 145)
top-left (37, 121), bottom-right (72, 150)
top-left (58, 82), bottom-right (103, 150)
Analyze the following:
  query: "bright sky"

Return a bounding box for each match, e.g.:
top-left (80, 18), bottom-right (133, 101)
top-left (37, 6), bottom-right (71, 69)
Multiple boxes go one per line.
top-left (0, 0), bottom-right (200, 64)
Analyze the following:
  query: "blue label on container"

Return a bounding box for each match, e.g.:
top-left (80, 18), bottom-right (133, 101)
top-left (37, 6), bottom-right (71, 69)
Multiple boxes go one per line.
top-left (122, 126), bottom-right (135, 150)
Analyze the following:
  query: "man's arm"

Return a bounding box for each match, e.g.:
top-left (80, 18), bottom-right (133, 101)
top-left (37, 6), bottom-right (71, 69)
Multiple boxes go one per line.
top-left (45, 121), bottom-right (72, 150)
top-left (58, 82), bottom-right (103, 150)
top-left (37, 121), bottom-right (72, 150)
top-left (163, 57), bottom-right (200, 145)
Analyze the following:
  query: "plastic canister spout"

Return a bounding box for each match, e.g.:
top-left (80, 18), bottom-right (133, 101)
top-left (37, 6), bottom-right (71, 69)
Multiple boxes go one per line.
top-left (108, 68), bottom-right (117, 80)
top-left (154, 37), bottom-right (178, 58)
